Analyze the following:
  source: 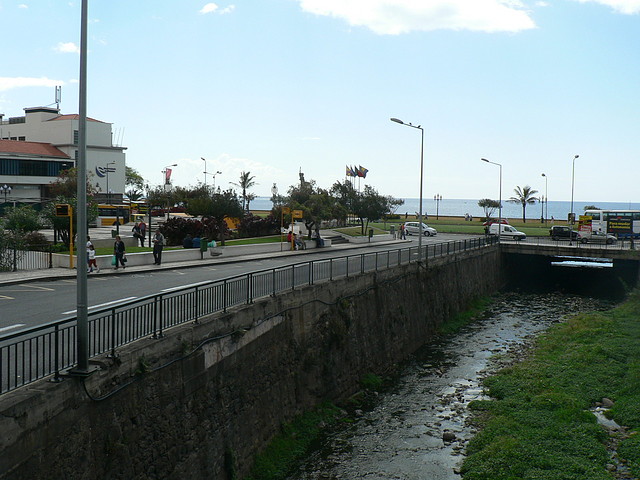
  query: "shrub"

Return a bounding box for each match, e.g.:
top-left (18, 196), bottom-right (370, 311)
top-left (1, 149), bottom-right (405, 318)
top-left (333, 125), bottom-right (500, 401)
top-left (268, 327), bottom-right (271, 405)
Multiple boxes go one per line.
top-left (237, 213), bottom-right (279, 238)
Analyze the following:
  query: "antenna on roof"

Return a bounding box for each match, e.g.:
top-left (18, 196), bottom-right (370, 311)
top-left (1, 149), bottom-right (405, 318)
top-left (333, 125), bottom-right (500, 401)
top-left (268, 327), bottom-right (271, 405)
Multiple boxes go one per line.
top-left (55, 86), bottom-right (62, 110)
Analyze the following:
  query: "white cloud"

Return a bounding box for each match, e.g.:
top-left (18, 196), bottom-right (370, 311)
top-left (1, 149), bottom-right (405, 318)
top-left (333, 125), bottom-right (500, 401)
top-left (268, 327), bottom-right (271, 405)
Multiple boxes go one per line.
top-left (199, 3), bottom-right (219, 14)
top-left (54, 42), bottom-right (80, 54)
top-left (199, 3), bottom-right (235, 15)
top-left (0, 77), bottom-right (65, 92)
top-left (295, 0), bottom-right (536, 34)
top-left (18, 4), bottom-right (28, 9)
top-left (572, 0), bottom-right (640, 14)
top-left (535, 1), bottom-right (549, 6)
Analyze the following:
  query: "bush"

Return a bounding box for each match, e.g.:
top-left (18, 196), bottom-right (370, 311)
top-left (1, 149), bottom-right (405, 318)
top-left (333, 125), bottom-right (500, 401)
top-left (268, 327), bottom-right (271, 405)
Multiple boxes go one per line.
top-left (158, 218), bottom-right (204, 246)
top-left (237, 213), bottom-right (279, 238)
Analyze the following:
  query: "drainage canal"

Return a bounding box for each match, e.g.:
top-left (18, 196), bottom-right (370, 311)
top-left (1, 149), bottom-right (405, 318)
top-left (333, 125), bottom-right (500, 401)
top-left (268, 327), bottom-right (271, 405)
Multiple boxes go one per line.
top-left (287, 292), bottom-right (614, 480)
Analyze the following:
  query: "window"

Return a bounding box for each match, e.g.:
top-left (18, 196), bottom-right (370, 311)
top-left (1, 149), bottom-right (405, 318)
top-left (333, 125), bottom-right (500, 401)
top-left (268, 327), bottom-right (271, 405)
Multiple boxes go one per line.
top-left (73, 130), bottom-right (79, 145)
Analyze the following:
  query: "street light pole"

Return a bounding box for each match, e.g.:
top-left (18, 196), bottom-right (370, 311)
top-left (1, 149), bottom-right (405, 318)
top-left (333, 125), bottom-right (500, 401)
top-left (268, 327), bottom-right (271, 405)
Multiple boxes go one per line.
top-left (541, 173), bottom-right (548, 224)
top-left (201, 157), bottom-right (207, 188)
top-left (481, 158), bottom-right (502, 243)
top-left (0, 184), bottom-right (11, 204)
top-left (569, 154), bottom-right (579, 246)
top-left (212, 171), bottom-right (222, 192)
top-left (390, 117), bottom-right (424, 262)
top-left (434, 194), bottom-right (442, 219)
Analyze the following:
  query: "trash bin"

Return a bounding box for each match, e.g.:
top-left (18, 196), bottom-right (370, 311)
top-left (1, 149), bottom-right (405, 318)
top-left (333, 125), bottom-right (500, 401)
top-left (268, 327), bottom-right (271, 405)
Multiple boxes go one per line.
top-left (368, 228), bottom-right (374, 241)
top-left (111, 229), bottom-right (117, 238)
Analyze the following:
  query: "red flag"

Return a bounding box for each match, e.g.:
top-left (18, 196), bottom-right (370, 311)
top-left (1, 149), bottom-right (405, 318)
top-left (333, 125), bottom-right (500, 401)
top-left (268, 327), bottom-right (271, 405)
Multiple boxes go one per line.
top-left (165, 168), bottom-right (172, 184)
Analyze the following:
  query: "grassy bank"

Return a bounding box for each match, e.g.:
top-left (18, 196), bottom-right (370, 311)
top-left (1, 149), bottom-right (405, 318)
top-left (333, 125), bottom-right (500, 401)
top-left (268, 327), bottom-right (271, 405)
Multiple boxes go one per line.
top-left (462, 290), bottom-right (640, 480)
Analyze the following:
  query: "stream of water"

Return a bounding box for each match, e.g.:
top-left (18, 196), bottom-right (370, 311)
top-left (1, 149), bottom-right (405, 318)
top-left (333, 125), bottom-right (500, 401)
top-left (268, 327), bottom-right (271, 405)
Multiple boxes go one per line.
top-left (287, 292), bottom-right (613, 480)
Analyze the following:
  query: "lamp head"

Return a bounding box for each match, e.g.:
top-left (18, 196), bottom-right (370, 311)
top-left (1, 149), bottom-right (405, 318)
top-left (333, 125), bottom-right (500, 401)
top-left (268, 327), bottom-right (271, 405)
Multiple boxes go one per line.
top-left (541, 173), bottom-right (546, 177)
top-left (481, 158), bottom-right (489, 163)
top-left (574, 155), bottom-right (579, 159)
top-left (390, 117), bottom-right (404, 125)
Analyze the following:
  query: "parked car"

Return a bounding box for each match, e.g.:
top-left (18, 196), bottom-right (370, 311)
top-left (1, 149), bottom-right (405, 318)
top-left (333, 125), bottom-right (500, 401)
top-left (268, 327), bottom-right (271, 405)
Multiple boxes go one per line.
top-left (577, 230), bottom-right (617, 245)
top-left (549, 225), bottom-right (579, 241)
top-left (404, 221), bottom-right (437, 236)
top-left (488, 223), bottom-right (526, 240)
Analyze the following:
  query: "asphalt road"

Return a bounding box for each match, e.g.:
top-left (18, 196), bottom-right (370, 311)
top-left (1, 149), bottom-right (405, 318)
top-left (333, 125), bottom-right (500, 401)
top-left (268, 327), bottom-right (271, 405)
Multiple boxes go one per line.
top-left (0, 234), bottom-right (466, 331)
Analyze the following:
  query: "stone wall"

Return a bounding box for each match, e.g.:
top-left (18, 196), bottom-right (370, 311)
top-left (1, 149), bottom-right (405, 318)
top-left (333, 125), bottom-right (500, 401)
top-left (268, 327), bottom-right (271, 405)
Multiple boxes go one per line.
top-left (0, 246), bottom-right (503, 479)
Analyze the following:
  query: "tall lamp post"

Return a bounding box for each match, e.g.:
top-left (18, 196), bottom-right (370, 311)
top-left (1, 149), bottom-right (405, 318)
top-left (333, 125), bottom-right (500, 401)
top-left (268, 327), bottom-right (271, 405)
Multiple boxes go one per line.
top-left (434, 194), bottom-right (442, 220)
top-left (210, 170), bottom-right (222, 192)
top-left (201, 157), bottom-right (207, 188)
top-left (569, 154), bottom-right (579, 246)
top-left (390, 117), bottom-right (425, 261)
top-left (481, 158), bottom-right (502, 243)
top-left (1, 184), bottom-right (11, 204)
top-left (541, 173), bottom-right (548, 224)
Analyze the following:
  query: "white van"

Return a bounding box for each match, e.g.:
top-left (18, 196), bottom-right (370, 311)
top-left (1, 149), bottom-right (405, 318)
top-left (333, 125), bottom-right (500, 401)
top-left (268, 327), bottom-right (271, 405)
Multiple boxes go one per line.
top-left (489, 223), bottom-right (526, 240)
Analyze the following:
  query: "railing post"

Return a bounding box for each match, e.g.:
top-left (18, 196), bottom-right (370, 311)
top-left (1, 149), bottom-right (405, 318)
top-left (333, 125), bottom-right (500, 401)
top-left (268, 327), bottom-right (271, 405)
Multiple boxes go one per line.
top-left (291, 265), bottom-right (295, 291)
top-left (247, 273), bottom-right (253, 304)
top-left (12, 247), bottom-right (17, 272)
top-left (53, 323), bottom-right (61, 382)
top-left (110, 308), bottom-right (117, 356)
top-left (309, 261), bottom-right (313, 285)
top-left (361, 253), bottom-right (365, 274)
top-left (223, 280), bottom-right (228, 312)
top-left (158, 296), bottom-right (164, 338)
top-left (48, 248), bottom-right (53, 269)
top-left (194, 286), bottom-right (200, 323)
top-left (272, 268), bottom-right (277, 297)
top-left (330, 258), bottom-right (333, 281)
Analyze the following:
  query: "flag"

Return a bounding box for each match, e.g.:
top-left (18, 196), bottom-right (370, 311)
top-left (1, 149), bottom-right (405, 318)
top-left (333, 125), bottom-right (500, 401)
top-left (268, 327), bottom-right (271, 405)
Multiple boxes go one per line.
top-left (165, 168), bottom-right (172, 184)
top-left (346, 165), bottom-right (354, 177)
top-left (357, 165), bottom-right (369, 178)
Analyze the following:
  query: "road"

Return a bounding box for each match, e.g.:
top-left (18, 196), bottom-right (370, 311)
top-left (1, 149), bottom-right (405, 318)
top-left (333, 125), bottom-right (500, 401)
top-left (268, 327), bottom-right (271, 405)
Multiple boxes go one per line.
top-left (0, 234), bottom-right (466, 331)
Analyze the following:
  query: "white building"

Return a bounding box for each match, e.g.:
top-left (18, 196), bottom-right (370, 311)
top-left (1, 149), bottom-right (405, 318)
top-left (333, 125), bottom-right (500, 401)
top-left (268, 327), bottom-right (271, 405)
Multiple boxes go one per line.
top-left (0, 106), bottom-right (126, 204)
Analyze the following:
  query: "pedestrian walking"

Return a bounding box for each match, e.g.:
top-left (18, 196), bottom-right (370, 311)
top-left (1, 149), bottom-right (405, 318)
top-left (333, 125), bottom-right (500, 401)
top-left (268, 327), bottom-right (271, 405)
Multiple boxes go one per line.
top-left (113, 235), bottom-right (126, 269)
top-left (87, 245), bottom-right (99, 273)
top-left (139, 221), bottom-right (147, 246)
top-left (153, 231), bottom-right (165, 265)
top-left (86, 236), bottom-right (93, 264)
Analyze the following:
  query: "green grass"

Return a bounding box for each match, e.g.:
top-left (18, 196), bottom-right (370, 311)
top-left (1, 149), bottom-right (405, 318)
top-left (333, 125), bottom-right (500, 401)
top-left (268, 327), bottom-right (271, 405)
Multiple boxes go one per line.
top-left (225, 235), bottom-right (284, 245)
top-left (244, 402), bottom-right (344, 480)
top-left (461, 290), bottom-right (640, 480)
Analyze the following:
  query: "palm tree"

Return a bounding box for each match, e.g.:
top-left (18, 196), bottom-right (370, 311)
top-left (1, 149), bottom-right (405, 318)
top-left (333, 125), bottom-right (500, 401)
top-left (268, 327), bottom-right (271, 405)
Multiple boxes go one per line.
top-left (231, 171), bottom-right (257, 211)
top-left (508, 185), bottom-right (538, 223)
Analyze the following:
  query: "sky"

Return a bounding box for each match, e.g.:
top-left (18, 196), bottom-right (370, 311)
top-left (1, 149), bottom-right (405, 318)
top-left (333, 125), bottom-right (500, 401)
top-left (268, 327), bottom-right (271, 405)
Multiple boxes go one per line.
top-left (0, 0), bottom-right (639, 204)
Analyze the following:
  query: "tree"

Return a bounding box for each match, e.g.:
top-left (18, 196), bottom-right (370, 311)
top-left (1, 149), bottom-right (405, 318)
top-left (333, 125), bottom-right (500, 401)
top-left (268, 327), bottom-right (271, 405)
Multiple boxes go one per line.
top-left (351, 185), bottom-right (392, 235)
top-left (186, 189), bottom-right (243, 245)
top-left (478, 198), bottom-right (501, 220)
top-left (125, 166), bottom-right (145, 190)
top-left (231, 171), bottom-right (256, 211)
top-left (43, 168), bottom-right (98, 247)
top-left (508, 185), bottom-right (538, 223)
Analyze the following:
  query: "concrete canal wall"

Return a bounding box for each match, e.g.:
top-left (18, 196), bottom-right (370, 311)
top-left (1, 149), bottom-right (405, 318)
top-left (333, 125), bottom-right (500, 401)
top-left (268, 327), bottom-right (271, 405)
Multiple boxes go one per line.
top-left (0, 246), bottom-right (503, 479)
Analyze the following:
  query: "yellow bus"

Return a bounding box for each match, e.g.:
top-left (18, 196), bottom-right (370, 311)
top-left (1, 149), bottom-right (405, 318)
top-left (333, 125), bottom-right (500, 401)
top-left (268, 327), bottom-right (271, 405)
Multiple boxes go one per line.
top-left (96, 204), bottom-right (131, 227)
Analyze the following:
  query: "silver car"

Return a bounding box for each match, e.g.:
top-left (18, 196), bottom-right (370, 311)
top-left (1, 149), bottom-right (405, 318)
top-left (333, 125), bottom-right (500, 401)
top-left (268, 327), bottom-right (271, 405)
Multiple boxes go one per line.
top-left (577, 230), bottom-right (616, 245)
top-left (404, 221), bottom-right (437, 236)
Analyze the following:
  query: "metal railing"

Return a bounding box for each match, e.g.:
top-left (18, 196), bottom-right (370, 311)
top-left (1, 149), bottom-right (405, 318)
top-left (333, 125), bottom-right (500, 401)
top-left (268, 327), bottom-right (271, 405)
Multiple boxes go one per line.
top-left (0, 236), bottom-right (497, 395)
top-left (0, 244), bottom-right (53, 272)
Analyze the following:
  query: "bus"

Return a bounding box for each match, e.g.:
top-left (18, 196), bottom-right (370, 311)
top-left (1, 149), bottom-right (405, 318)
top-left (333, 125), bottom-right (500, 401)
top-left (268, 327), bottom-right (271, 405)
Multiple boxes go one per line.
top-left (96, 204), bottom-right (131, 227)
top-left (583, 209), bottom-right (640, 238)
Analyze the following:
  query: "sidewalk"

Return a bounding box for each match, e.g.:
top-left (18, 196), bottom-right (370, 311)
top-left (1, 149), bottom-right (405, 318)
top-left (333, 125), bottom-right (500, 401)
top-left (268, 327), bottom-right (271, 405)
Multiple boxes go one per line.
top-left (0, 232), bottom-right (408, 287)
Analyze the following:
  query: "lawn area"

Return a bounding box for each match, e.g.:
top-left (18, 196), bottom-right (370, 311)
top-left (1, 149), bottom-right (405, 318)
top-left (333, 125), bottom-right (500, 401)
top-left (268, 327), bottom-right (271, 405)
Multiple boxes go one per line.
top-left (461, 290), bottom-right (640, 480)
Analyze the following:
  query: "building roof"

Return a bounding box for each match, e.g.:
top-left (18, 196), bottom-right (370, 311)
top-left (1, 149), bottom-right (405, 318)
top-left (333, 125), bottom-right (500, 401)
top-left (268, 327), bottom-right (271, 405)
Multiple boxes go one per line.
top-left (49, 114), bottom-right (104, 123)
top-left (0, 139), bottom-right (70, 158)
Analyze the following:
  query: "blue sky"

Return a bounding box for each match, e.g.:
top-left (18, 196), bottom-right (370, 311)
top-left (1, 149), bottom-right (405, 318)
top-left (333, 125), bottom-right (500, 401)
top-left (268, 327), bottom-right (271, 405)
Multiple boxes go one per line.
top-left (1, 0), bottom-right (639, 204)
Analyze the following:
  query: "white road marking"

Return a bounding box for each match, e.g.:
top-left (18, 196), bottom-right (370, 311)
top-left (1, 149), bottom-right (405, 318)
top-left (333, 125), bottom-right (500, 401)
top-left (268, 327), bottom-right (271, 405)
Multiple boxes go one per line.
top-left (161, 281), bottom-right (211, 293)
top-left (0, 295), bottom-right (15, 300)
top-left (0, 324), bottom-right (26, 333)
top-left (61, 296), bottom-right (137, 315)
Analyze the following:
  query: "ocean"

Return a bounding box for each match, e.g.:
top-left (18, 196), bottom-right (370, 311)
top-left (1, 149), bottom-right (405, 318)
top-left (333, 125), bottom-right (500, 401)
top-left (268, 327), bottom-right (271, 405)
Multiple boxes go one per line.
top-left (249, 197), bottom-right (640, 221)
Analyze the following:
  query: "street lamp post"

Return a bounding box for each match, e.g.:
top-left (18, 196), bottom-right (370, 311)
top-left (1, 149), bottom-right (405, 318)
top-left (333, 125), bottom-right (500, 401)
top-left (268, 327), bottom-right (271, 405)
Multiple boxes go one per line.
top-left (1, 184), bottom-right (11, 203)
top-left (434, 194), bottom-right (442, 220)
top-left (390, 117), bottom-right (425, 262)
top-left (541, 173), bottom-right (548, 224)
top-left (211, 171), bottom-right (222, 192)
top-left (569, 155), bottom-right (579, 246)
top-left (201, 157), bottom-right (207, 188)
top-left (481, 158), bottom-right (502, 243)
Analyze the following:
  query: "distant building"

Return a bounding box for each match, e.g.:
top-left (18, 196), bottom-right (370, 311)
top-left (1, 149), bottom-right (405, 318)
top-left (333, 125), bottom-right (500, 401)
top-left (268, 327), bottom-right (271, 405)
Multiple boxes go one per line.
top-left (0, 106), bottom-right (126, 205)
